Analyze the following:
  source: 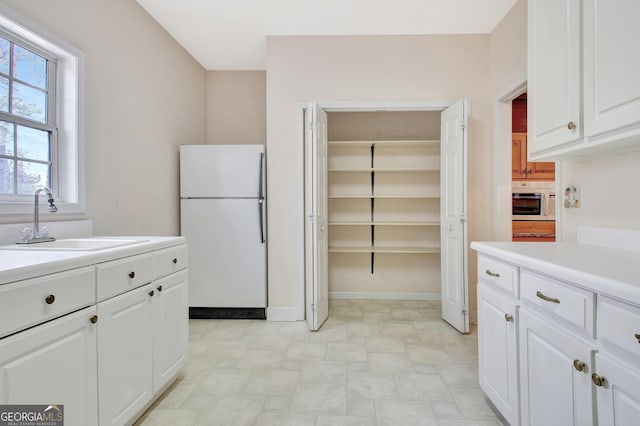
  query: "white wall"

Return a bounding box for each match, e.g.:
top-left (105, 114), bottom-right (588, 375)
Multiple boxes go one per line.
top-left (2, 0), bottom-right (206, 236)
top-left (207, 71), bottom-right (266, 145)
top-left (266, 35), bottom-right (493, 313)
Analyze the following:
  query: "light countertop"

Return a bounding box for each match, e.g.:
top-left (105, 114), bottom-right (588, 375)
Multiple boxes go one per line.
top-left (471, 241), bottom-right (640, 306)
top-left (0, 236), bottom-right (185, 285)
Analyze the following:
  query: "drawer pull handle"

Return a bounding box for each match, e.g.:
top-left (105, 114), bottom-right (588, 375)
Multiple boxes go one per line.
top-left (90, 315), bottom-right (98, 324)
top-left (591, 374), bottom-right (607, 387)
top-left (485, 269), bottom-right (500, 278)
top-left (149, 290), bottom-right (155, 297)
top-left (567, 121), bottom-right (576, 130)
top-left (635, 333), bottom-right (640, 343)
top-left (172, 258), bottom-right (178, 264)
top-left (128, 271), bottom-right (135, 279)
top-left (504, 313), bottom-right (513, 322)
top-left (45, 294), bottom-right (55, 304)
top-left (573, 359), bottom-right (587, 372)
top-left (536, 291), bottom-right (560, 304)
top-left (157, 285), bottom-right (163, 292)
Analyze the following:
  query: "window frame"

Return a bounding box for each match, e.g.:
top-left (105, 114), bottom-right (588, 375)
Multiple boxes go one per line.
top-left (0, 3), bottom-right (85, 216)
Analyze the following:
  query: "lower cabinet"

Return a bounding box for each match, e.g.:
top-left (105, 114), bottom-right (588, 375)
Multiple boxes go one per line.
top-left (477, 282), bottom-right (519, 426)
top-left (98, 270), bottom-right (189, 426)
top-left (593, 354), bottom-right (640, 425)
top-left (98, 284), bottom-right (154, 426)
top-left (0, 306), bottom-right (99, 426)
top-left (519, 308), bottom-right (595, 426)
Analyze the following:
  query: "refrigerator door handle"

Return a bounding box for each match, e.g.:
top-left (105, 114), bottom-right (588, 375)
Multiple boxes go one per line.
top-left (258, 197), bottom-right (265, 244)
top-left (258, 152), bottom-right (266, 244)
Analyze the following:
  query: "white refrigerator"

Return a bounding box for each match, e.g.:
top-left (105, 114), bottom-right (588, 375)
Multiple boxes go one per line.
top-left (180, 145), bottom-right (266, 319)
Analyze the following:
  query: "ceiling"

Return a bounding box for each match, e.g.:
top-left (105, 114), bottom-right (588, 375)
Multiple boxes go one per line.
top-left (136, 0), bottom-right (518, 70)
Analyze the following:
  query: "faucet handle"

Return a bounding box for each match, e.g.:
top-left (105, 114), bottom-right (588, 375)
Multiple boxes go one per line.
top-left (20, 227), bottom-right (34, 243)
top-left (39, 225), bottom-right (50, 238)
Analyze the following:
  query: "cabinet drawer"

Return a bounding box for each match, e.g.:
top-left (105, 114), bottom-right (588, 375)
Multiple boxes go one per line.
top-left (521, 270), bottom-right (595, 336)
top-left (96, 253), bottom-right (153, 301)
top-left (477, 254), bottom-right (519, 297)
top-left (0, 266), bottom-right (95, 339)
top-left (598, 296), bottom-right (640, 360)
top-left (153, 245), bottom-right (188, 280)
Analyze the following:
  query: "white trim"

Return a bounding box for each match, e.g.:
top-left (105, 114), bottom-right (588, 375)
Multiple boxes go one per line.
top-left (266, 306), bottom-right (299, 322)
top-left (329, 292), bottom-right (441, 301)
top-left (318, 100), bottom-right (454, 112)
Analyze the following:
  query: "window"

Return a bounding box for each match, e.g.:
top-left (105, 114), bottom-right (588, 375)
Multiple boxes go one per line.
top-left (0, 34), bottom-right (56, 195)
top-left (0, 5), bottom-right (84, 214)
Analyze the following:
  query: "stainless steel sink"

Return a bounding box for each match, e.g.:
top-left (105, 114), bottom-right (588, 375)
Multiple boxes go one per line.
top-left (0, 238), bottom-right (147, 251)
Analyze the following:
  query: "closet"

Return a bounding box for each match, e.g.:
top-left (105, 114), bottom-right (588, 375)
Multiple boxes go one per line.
top-left (326, 112), bottom-right (441, 298)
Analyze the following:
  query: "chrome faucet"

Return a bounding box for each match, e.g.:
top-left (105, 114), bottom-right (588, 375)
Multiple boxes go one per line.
top-left (17, 187), bottom-right (58, 244)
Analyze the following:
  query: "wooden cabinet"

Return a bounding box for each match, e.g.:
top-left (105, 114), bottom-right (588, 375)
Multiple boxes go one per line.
top-left (512, 133), bottom-right (555, 181)
top-left (528, 0), bottom-right (640, 160)
top-left (477, 282), bottom-right (519, 426)
top-left (519, 308), bottom-right (595, 426)
top-left (0, 307), bottom-right (99, 426)
top-left (512, 220), bottom-right (555, 242)
top-left (327, 140), bottom-right (441, 295)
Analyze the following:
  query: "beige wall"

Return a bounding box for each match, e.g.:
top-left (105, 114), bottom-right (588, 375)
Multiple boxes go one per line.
top-left (3, 0), bottom-right (206, 235)
top-left (489, 0), bottom-right (528, 95)
top-left (266, 35), bottom-right (493, 313)
top-left (207, 71), bottom-right (266, 145)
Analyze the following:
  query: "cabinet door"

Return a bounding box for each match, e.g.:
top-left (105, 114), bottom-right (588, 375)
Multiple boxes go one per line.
top-left (152, 270), bottom-right (188, 393)
top-left (594, 354), bottom-right (640, 426)
top-left (477, 283), bottom-right (519, 426)
top-left (583, 0), bottom-right (640, 139)
top-left (519, 308), bottom-right (595, 426)
top-left (0, 307), bottom-right (98, 426)
top-left (512, 134), bottom-right (527, 180)
top-left (528, 161), bottom-right (555, 180)
top-left (528, 0), bottom-right (582, 154)
top-left (98, 284), bottom-right (153, 426)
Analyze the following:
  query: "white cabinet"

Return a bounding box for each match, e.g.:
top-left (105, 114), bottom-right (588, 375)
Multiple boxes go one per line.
top-left (593, 354), bottom-right (640, 426)
top-left (0, 306), bottom-right (98, 426)
top-left (528, 0), bottom-right (640, 160)
top-left (519, 308), bottom-right (595, 426)
top-left (528, 0), bottom-right (582, 153)
top-left (477, 282), bottom-right (519, 426)
top-left (97, 284), bottom-right (154, 426)
top-left (152, 269), bottom-right (188, 392)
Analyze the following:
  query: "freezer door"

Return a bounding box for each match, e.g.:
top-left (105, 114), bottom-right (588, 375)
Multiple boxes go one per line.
top-left (180, 144), bottom-right (265, 198)
top-left (181, 199), bottom-right (266, 308)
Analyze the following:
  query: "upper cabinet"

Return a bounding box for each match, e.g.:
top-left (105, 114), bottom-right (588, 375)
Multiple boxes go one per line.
top-left (528, 0), bottom-right (640, 160)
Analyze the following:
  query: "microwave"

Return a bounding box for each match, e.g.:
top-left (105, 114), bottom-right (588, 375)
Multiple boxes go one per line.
top-left (512, 181), bottom-right (556, 221)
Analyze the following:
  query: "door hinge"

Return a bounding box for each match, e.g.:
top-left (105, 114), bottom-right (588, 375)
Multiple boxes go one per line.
top-left (460, 217), bottom-right (466, 224)
top-left (310, 303), bottom-right (316, 311)
top-left (460, 119), bottom-right (467, 130)
top-left (308, 122), bottom-right (316, 132)
top-left (308, 214), bottom-right (317, 222)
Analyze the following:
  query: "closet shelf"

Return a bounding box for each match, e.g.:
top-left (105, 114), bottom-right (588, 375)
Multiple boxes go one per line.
top-left (328, 140), bottom-right (440, 147)
top-left (328, 168), bottom-right (439, 173)
top-left (329, 221), bottom-right (440, 226)
top-left (328, 195), bottom-right (440, 199)
top-left (328, 246), bottom-right (441, 254)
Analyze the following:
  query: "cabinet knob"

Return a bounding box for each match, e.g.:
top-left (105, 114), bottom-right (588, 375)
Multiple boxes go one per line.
top-left (528, 169), bottom-right (532, 175)
top-left (45, 294), bottom-right (55, 304)
top-left (157, 285), bottom-right (163, 292)
top-left (128, 271), bottom-right (135, 279)
top-left (149, 290), bottom-right (155, 297)
top-left (573, 359), bottom-right (587, 372)
top-left (485, 269), bottom-right (500, 278)
top-left (504, 313), bottom-right (513, 322)
top-left (172, 258), bottom-right (178, 264)
top-left (591, 373), bottom-right (607, 387)
top-left (635, 333), bottom-right (640, 344)
top-left (90, 315), bottom-right (98, 324)
top-left (567, 121), bottom-right (576, 130)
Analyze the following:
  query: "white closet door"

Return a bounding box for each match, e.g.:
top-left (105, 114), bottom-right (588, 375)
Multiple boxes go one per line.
top-left (440, 100), bottom-right (470, 333)
top-left (305, 102), bottom-right (329, 331)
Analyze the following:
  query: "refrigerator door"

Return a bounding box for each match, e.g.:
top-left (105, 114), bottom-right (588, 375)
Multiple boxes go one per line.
top-left (181, 198), bottom-right (266, 308)
top-left (180, 145), bottom-right (265, 198)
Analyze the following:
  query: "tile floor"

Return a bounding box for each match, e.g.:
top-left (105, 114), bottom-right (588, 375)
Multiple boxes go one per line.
top-left (135, 300), bottom-right (506, 426)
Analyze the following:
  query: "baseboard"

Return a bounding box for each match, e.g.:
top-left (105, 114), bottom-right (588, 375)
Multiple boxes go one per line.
top-left (266, 306), bottom-right (299, 321)
top-left (189, 307), bottom-right (266, 320)
top-left (329, 291), bottom-right (441, 301)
